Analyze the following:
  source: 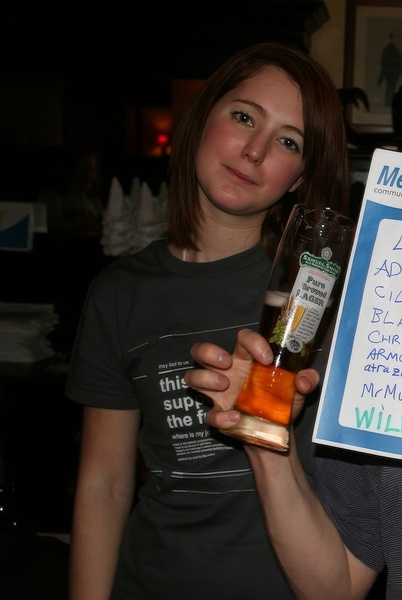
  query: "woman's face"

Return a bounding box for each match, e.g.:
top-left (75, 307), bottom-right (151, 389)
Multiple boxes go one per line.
top-left (195, 66), bottom-right (305, 219)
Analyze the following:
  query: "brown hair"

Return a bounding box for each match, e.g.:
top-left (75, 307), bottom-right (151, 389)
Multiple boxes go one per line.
top-left (167, 42), bottom-right (349, 256)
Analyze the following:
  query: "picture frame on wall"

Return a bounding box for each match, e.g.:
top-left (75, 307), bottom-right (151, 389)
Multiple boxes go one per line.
top-left (344, 0), bottom-right (402, 132)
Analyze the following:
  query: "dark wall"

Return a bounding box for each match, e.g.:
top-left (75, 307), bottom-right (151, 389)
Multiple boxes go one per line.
top-left (0, 1), bottom-right (330, 202)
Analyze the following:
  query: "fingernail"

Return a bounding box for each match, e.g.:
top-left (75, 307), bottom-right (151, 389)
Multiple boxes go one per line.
top-left (217, 352), bottom-right (232, 367)
top-left (261, 349), bottom-right (273, 364)
top-left (228, 411), bottom-right (241, 423)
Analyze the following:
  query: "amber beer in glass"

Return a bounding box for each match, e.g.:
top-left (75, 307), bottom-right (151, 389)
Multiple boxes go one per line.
top-left (221, 204), bottom-right (355, 451)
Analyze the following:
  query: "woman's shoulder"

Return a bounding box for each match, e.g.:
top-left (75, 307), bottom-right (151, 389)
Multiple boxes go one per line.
top-left (88, 238), bottom-right (167, 290)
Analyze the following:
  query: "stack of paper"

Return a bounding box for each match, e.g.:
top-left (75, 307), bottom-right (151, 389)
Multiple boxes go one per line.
top-left (0, 302), bottom-right (59, 364)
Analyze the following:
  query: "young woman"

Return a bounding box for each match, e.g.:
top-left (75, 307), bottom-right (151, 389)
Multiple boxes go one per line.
top-left (66, 42), bottom-right (349, 599)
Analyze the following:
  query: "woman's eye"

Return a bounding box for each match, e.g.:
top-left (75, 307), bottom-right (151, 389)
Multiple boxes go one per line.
top-left (281, 137), bottom-right (301, 153)
top-left (231, 110), bottom-right (253, 126)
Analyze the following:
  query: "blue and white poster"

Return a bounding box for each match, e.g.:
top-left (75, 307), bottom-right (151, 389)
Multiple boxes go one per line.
top-left (313, 148), bottom-right (402, 459)
top-left (0, 202), bottom-right (34, 251)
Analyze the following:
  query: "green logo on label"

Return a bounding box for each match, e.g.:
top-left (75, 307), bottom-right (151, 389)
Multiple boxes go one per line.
top-left (300, 252), bottom-right (341, 279)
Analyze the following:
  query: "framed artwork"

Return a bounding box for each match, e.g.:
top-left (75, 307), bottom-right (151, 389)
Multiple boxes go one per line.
top-left (344, 0), bottom-right (402, 131)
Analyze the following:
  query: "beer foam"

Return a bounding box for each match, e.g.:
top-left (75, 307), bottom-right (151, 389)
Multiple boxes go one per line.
top-left (264, 290), bottom-right (289, 307)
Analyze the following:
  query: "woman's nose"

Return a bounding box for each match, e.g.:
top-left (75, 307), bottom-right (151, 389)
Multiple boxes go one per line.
top-left (241, 137), bottom-right (267, 165)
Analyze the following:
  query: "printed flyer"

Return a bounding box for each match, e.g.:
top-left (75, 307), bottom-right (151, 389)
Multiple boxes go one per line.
top-left (0, 201), bottom-right (34, 251)
top-left (313, 148), bottom-right (402, 459)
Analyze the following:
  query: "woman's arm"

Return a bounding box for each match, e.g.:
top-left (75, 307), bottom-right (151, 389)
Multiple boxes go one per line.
top-left (69, 406), bottom-right (141, 600)
top-left (244, 433), bottom-right (377, 600)
top-left (185, 329), bottom-right (378, 600)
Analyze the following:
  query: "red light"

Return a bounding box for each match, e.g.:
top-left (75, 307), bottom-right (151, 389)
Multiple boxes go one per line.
top-left (157, 133), bottom-right (169, 146)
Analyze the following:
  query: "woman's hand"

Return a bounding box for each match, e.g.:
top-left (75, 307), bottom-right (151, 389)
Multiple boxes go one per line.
top-left (185, 328), bottom-right (320, 430)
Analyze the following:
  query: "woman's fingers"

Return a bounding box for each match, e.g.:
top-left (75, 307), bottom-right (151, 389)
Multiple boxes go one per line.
top-left (206, 405), bottom-right (241, 429)
top-left (189, 342), bottom-right (233, 371)
top-left (185, 329), bottom-right (320, 427)
top-left (185, 330), bottom-right (270, 412)
top-left (292, 368), bottom-right (320, 418)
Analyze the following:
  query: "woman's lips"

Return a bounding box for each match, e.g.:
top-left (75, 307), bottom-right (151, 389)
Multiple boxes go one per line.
top-left (225, 165), bottom-right (257, 185)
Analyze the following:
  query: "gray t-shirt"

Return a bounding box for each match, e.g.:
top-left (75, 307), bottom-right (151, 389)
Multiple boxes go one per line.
top-left (66, 238), bottom-right (324, 599)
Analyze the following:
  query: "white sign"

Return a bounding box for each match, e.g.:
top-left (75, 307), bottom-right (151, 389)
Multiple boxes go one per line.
top-left (313, 148), bottom-right (402, 459)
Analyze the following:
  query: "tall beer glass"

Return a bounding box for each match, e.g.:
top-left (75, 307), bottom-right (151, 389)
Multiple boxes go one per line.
top-left (221, 204), bottom-right (355, 451)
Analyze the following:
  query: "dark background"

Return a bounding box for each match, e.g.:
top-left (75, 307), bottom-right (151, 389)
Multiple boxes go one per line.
top-left (0, 1), bottom-right (330, 194)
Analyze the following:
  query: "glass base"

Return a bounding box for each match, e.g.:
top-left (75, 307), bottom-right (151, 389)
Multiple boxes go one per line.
top-left (219, 413), bottom-right (289, 452)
